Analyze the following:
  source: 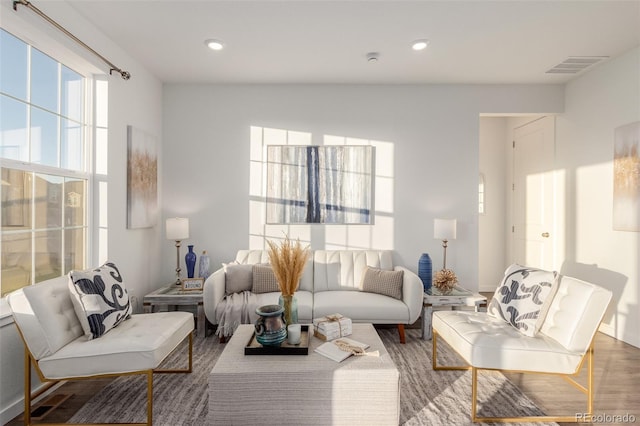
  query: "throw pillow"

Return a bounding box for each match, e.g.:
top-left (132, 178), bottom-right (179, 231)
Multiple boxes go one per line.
top-left (361, 267), bottom-right (403, 300)
top-left (223, 263), bottom-right (254, 294)
top-left (487, 264), bottom-right (558, 337)
top-left (252, 264), bottom-right (280, 294)
top-left (68, 262), bottom-right (132, 340)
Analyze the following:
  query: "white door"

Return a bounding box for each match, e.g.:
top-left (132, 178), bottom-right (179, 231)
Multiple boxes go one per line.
top-left (512, 116), bottom-right (556, 270)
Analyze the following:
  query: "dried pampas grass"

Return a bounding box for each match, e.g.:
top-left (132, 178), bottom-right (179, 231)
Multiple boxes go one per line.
top-left (266, 235), bottom-right (310, 296)
top-left (434, 269), bottom-right (458, 294)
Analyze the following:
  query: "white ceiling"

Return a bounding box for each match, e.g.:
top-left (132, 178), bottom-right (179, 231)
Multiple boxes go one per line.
top-left (65, 0), bottom-right (640, 85)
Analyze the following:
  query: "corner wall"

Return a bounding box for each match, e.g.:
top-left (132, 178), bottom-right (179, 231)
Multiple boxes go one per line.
top-left (555, 47), bottom-right (640, 347)
top-left (478, 117), bottom-right (508, 290)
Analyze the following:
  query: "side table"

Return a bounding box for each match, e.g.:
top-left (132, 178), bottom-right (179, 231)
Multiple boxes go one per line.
top-left (421, 286), bottom-right (487, 340)
top-left (143, 285), bottom-right (206, 336)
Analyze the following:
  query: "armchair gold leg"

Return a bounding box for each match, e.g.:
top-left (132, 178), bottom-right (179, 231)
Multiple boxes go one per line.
top-left (24, 350), bottom-right (31, 426)
top-left (146, 370), bottom-right (153, 426)
top-left (154, 333), bottom-right (193, 374)
top-left (19, 332), bottom-right (192, 426)
top-left (470, 347), bottom-right (595, 423)
top-left (433, 329), bottom-right (597, 423)
top-left (432, 330), bottom-right (471, 371)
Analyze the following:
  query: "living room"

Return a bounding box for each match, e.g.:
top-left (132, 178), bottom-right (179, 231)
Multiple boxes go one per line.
top-left (1, 0), bottom-right (639, 424)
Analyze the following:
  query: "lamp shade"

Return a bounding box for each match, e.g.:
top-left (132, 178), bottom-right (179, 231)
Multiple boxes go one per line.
top-left (166, 217), bottom-right (189, 240)
top-left (434, 218), bottom-right (456, 240)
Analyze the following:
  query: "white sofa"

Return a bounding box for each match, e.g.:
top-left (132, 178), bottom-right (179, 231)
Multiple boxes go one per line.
top-left (203, 249), bottom-right (423, 343)
top-left (432, 269), bottom-right (612, 423)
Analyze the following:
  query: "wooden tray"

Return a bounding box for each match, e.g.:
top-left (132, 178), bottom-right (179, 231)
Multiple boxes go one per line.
top-left (245, 325), bottom-right (310, 355)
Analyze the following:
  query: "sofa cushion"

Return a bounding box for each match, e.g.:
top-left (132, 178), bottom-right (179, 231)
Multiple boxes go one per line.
top-left (487, 264), bottom-right (557, 337)
top-left (224, 263), bottom-right (253, 294)
top-left (361, 267), bottom-right (403, 300)
top-left (68, 262), bottom-right (133, 340)
top-left (252, 264), bottom-right (280, 294)
top-left (313, 291), bottom-right (410, 323)
top-left (313, 250), bottom-right (394, 292)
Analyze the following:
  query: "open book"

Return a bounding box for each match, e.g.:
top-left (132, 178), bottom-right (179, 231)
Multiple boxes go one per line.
top-left (314, 337), bottom-right (370, 362)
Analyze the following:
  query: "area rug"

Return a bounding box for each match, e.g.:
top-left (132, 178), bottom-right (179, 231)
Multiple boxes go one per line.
top-left (70, 328), bottom-right (557, 425)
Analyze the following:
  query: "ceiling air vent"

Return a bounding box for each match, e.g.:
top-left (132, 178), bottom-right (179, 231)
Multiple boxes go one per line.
top-left (546, 56), bottom-right (609, 74)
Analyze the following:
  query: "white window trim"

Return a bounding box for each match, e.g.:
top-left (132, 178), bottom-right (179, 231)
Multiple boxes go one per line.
top-left (1, 14), bottom-right (104, 320)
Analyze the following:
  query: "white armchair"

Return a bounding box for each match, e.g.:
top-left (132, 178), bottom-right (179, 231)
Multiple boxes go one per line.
top-left (432, 270), bottom-right (612, 423)
top-left (8, 275), bottom-right (194, 426)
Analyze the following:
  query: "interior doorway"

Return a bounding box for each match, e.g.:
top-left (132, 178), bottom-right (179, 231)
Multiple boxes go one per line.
top-left (512, 116), bottom-right (556, 270)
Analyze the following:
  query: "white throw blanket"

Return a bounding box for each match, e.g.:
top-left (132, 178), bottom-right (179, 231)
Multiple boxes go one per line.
top-left (215, 291), bottom-right (259, 338)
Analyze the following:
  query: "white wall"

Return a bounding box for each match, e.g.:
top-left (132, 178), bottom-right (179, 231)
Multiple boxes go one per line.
top-left (555, 47), bottom-right (640, 347)
top-left (162, 84), bottom-right (563, 292)
top-left (478, 117), bottom-right (508, 290)
top-left (0, 2), bottom-right (164, 422)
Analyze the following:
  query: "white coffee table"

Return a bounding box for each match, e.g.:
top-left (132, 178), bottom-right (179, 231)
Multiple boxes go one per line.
top-left (208, 323), bottom-right (400, 425)
top-left (422, 286), bottom-right (487, 340)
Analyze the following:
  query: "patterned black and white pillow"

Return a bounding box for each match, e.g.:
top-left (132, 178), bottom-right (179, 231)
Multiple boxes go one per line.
top-left (68, 262), bottom-right (132, 340)
top-left (488, 264), bottom-right (558, 337)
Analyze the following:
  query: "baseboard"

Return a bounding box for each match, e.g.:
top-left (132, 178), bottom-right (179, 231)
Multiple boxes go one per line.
top-left (0, 381), bottom-right (64, 425)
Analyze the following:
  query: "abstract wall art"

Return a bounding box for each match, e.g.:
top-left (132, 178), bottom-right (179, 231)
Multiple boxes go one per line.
top-left (127, 125), bottom-right (158, 229)
top-left (266, 145), bottom-right (374, 224)
top-left (613, 121), bottom-right (640, 231)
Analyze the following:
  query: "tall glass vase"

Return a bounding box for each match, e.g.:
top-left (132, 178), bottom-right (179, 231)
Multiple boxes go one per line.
top-left (278, 294), bottom-right (298, 325)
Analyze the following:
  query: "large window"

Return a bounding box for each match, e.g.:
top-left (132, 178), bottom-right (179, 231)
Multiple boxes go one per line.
top-left (1, 28), bottom-right (90, 296)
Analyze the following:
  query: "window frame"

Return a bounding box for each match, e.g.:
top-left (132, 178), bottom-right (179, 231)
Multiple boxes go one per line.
top-left (1, 25), bottom-right (98, 297)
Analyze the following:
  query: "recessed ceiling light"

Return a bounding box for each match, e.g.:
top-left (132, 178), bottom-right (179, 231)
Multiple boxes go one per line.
top-left (366, 52), bottom-right (379, 63)
top-left (411, 39), bottom-right (430, 51)
top-left (205, 39), bottom-right (224, 51)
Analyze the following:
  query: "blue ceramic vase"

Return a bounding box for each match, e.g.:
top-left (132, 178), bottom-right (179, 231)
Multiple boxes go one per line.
top-left (418, 253), bottom-right (433, 293)
top-left (185, 245), bottom-right (197, 278)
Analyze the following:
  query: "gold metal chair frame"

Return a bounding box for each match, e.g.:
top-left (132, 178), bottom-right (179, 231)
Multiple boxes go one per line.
top-left (432, 329), bottom-right (595, 423)
top-left (19, 331), bottom-right (193, 426)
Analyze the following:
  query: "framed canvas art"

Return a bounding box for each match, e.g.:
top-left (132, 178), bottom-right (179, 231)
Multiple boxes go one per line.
top-left (613, 121), bottom-right (640, 231)
top-left (266, 145), bottom-right (374, 224)
top-left (126, 125), bottom-right (158, 229)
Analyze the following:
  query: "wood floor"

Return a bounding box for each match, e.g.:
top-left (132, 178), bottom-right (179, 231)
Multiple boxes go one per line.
top-left (7, 321), bottom-right (640, 425)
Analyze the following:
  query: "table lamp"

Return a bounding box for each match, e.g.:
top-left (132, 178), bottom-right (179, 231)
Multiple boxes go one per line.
top-left (166, 217), bottom-right (189, 284)
top-left (434, 218), bottom-right (456, 270)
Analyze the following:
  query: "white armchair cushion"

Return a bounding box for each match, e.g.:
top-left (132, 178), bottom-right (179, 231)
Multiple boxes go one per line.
top-left (8, 276), bottom-right (83, 359)
top-left (38, 312), bottom-right (193, 379)
top-left (68, 262), bottom-right (132, 340)
top-left (487, 264), bottom-right (557, 337)
top-left (433, 310), bottom-right (583, 374)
